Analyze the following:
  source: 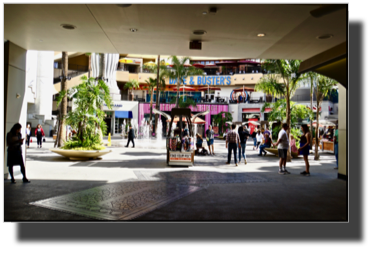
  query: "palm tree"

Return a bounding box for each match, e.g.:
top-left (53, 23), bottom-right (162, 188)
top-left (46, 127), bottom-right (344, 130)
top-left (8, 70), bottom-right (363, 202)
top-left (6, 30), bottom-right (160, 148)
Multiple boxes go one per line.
top-left (304, 71), bottom-right (318, 150)
top-left (56, 76), bottom-right (112, 149)
top-left (145, 77), bottom-right (157, 124)
top-left (314, 74), bottom-right (337, 160)
top-left (123, 79), bottom-right (140, 100)
top-left (255, 59), bottom-right (304, 161)
top-left (143, 62), bottom-right (167, 133)
top-left (161, 56), bottom-right (203, 108)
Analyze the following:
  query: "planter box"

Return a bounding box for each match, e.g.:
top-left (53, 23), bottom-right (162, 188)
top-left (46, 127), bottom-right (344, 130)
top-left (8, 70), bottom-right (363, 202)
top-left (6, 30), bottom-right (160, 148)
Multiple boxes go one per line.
top-left (50, 148), bottom-right (112, 161)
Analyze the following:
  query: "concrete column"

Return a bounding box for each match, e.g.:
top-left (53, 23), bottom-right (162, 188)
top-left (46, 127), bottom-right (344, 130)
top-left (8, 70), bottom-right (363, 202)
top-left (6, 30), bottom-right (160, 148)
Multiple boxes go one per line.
top-left (4, 41), bottom-right (27, 179)
top-left (34, 51), bottom-right (54, 121)
top-left (338, 84), bottom-right (347, 179)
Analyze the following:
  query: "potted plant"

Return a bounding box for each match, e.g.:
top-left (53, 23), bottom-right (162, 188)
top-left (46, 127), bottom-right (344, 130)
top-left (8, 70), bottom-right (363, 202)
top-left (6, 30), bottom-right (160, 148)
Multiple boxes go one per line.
top-left (50, 76), bottom-right (113, 160)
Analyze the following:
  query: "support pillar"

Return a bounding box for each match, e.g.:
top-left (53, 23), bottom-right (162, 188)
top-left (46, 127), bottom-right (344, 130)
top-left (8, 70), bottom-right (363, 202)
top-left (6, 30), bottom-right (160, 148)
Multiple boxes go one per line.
top-left (338, 84), bottom-right (347, 180)
top-left (3, 41), bottom-right (27, 179)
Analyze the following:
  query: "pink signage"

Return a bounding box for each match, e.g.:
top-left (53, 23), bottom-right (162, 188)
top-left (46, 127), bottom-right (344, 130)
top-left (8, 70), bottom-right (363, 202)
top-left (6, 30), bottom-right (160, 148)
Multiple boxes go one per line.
top-left (138, 103), bottom-right (229, 134)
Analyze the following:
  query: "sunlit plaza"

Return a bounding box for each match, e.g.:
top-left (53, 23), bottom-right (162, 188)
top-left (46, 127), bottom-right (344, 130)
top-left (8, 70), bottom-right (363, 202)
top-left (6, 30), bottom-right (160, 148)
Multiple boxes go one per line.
top-left (3, 4), bottom-right (348, 222)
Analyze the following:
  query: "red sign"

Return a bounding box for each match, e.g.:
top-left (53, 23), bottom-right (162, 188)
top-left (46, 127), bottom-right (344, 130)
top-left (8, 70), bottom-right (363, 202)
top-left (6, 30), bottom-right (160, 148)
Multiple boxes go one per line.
top-left (248, 118), bottom-right (259, 134)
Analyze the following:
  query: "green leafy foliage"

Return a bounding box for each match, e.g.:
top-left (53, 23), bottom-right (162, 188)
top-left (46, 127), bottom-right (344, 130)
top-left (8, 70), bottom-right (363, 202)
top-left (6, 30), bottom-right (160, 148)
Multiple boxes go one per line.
top-left (56, 76), bottom-right (112, 150)
top-left (261, 99), bottom-right (313, 125)
top-left (214, 112), bottom-right (233, 134)
top-left (170, 96), bottom-right (196, 108)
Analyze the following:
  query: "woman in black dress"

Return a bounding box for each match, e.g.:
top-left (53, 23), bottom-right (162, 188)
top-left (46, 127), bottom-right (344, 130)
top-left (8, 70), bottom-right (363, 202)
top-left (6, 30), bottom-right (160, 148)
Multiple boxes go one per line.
top-left (298, 124), bottom-right (311, 176)
top-left (6, 123), bottom-right (30, 183)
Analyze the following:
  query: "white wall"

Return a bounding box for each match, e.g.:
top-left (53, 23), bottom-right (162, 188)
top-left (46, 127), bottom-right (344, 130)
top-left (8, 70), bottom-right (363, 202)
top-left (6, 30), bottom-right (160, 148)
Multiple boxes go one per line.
top-left (338, 84), bottom-right (346, 177)
top-left (4, 42), bottom-right (27, 179)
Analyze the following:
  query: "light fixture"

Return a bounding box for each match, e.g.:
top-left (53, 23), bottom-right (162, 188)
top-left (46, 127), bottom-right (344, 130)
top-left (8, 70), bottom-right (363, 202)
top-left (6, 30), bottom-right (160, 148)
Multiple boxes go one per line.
top-left (234, 78), bottom-right (236, 80)
top-left (242, 78), bottom-right (245, 80)
top-left (61, 24), bottom-right (76, 30)
top-left (130, 28), bottom-right (138, 32)
top-left (193, 30), bottom-right (207, 35)
top-left (257, 33), bottom-right (266, 37)
top-left (39, 39), bottom-right (43, 42)
top-left (316, 34), bottom-right (333, 40)
top-left (251, 77), bottom-right (253, 80)
top-left (202, 11), bottom-right (207, 15)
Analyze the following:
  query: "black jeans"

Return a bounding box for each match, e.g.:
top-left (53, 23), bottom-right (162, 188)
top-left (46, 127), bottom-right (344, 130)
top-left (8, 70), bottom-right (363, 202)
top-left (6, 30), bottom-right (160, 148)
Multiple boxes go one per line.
top-left (126, 138), bottom-right (135, 147)
top-left (8, 159), bottom-right (26, 180)
top-left (37, 135), bottom-right (42, 146)
top-left (228, 143), bottom-right (238, 164)
top-left (26, 135), bottom-right (30, 146)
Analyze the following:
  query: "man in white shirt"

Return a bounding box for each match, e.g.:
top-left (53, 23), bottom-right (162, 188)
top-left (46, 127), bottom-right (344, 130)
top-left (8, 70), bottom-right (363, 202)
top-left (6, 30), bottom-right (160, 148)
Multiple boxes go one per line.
top-left (273, 123), bottom-right (290, 174)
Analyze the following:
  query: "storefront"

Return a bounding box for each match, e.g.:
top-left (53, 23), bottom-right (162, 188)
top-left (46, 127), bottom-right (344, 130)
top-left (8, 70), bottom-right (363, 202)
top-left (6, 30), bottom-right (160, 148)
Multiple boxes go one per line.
top-left (103, 101), bottom-right (139, 135)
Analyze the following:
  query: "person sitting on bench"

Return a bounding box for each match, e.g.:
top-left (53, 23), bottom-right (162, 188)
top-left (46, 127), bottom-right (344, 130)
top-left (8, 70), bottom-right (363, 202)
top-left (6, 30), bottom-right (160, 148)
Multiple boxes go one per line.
top-left (259, 133), bottom-right (272, 156)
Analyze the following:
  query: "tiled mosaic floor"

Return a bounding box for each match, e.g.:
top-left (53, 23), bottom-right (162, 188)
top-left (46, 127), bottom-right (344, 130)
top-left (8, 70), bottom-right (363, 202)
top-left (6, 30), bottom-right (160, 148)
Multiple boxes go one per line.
top-left (31, 171), bottom-right (272, 220)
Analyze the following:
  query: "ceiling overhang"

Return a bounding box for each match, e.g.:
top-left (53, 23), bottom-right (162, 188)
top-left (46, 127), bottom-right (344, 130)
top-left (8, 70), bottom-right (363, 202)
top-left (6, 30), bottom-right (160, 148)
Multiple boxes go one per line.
top-left (298, 42), bottom-right (347, 88)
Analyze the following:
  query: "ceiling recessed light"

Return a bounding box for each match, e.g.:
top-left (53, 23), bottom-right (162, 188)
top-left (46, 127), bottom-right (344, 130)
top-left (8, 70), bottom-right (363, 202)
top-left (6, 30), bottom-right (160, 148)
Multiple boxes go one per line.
top-left (316, 34), bottom-right (333, 40)
top-left (61, 24), bottom-right (76, 30)
top-left (193, 30), bottom-right (207, 35)
top-left (130, 28), bottom-right (138, 32)
top-left (257, 33), bottom-right (266, 37)
top-left (202, 11), bottom-right (208, 15)
top-left (39, 39), bottom-right (43, 42)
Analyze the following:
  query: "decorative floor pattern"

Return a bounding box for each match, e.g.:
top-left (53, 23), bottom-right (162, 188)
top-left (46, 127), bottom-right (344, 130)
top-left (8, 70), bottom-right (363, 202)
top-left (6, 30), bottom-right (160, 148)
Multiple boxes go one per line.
top-left (31, 170), bottom-right (273, 220)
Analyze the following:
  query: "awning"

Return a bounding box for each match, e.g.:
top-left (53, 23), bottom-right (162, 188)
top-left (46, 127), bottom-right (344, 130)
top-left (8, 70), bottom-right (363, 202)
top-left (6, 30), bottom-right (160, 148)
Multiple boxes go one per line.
top-left (115, 111), bottom-right (133, 118)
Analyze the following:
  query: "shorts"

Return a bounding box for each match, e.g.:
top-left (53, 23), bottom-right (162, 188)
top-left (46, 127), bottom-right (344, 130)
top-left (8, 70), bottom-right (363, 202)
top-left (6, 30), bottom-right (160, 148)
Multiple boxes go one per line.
top-left (278, 149), bottom-right (288, 159)
top-left (207, 138), bottom-right (214, 146)
top-left (196, 143), bottom-right (202, 148)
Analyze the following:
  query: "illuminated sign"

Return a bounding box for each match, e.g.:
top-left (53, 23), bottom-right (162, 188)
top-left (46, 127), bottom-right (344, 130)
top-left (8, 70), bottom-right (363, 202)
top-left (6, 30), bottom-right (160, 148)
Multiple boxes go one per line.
top-left (169, 76), bottom-right (232, 85)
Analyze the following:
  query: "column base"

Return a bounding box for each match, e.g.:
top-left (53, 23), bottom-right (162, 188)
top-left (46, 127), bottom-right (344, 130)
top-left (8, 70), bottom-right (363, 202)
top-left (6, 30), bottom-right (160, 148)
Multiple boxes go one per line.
top-left (337, 173), bottom-right (347, 180)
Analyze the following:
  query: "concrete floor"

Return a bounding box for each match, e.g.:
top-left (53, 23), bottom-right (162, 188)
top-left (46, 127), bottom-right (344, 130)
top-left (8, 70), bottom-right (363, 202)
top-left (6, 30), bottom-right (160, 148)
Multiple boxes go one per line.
top-left (4, 137), bottom-right (346, 221)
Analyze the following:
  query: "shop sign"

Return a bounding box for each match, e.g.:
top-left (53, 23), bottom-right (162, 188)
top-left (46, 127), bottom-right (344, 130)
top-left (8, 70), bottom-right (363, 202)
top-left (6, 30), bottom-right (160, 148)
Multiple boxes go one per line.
top-left (104, 103), bottom-right (122, 107)
top-left (169, 76), bottom-right (232, 85)
top-left (170, 152), bottom-right (192, 161)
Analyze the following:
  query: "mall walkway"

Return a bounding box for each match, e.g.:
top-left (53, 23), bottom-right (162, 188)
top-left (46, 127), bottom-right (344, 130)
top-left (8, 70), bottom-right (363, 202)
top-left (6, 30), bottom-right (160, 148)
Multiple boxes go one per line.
top-left (4, 138), bottom-right (346, 221)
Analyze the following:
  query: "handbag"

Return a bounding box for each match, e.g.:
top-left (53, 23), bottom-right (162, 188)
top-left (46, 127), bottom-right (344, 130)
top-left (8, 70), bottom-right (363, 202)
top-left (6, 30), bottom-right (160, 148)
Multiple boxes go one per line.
top-left (43, 137), bottom-right (46, 142)
top-left (30, 138), bottom-right (32, 143)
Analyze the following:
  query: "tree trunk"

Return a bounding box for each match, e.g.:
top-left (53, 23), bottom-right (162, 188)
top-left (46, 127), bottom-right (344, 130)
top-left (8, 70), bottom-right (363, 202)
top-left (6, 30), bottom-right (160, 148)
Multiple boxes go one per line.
top-left (149, 87), bottom-right (153, 124)
top-left (309, 77), bottom-right (314, 150)
top-left (154, 55), bottom-right (161, 134)
top-left (285, 85), bottom-right (292, 162)
top-left (314, 94), bottom-right (320, 160)
top-left (57, 51), bottom-right (68, 147)
top-left (175, 78), bottom-right (180, 108)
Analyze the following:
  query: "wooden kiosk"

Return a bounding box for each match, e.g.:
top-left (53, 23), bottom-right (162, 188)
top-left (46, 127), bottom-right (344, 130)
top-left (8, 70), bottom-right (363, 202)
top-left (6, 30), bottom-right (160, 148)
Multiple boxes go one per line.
top-left (166, 108), bottom-right (195, 167)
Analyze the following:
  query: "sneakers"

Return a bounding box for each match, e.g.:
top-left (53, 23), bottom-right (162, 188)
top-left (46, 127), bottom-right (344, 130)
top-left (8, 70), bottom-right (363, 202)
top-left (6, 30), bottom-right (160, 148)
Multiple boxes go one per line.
top-left (225, 162), bottom-right (230, 165)
top-left (22, 178), bottom-right (31, 183)
top-left (245, 159), bottom-right (247, 165)
top-left (283, 169), bottom-right (290, 174)
top-left (258, 154), bottom-right (262, 156)
top-left (278, 170), bottom-right (285, 175)
top-left (264, 152), bottom-right (267, 156)
top-left (300, 171), bottom-right (310, 176)
top-left (236, 163), bottom-right (238, 166)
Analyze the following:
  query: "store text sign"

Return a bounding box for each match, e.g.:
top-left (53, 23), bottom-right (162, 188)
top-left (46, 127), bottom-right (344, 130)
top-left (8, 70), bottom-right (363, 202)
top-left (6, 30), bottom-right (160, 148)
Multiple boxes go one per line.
top-left (170, 152), bottom-right (192, 161)
top-left (169, 76), bottom-right (232, 85)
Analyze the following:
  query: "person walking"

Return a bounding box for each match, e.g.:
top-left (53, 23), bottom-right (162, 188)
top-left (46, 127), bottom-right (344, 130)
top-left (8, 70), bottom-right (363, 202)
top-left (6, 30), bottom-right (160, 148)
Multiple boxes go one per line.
top-left (334, 123), bottom-right (339, 169)
top-left (205, 124), bottom-right (215, 155)
top-left (6, 123), bottom-right (30, 183)
top-left (298, 124), bottom-right (311, 176)
top-left (238, 126), bottom-right (250, 164)
top-left (34, 124), bottom-right (45, 148)
top-left (259, 133), bottom-right (272, 156)
top-left (273, 123), bottom-right (290, 174)
top-left (125, 125), bottom-right (135, 148)
top-left (251, 128), bottom-right (257, 150)
top-left (225, 124), bottom-right (240, 166)
top-left (25, 124), bottom-right (31, 148)
top-left (256, 130), bottom-right (263, 151)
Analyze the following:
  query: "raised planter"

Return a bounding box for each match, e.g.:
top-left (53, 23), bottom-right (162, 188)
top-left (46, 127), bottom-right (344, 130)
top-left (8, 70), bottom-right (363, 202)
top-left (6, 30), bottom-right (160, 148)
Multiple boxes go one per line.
top-left (50, 148), bottom-right (112, 161)
top-left (264, 148), bottom-right (299, 158)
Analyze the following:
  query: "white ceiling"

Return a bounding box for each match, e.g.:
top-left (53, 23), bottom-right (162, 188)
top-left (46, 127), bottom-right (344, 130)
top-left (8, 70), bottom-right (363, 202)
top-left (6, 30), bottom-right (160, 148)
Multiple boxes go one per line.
top-left (4, 4), bottom-right (347, 60)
